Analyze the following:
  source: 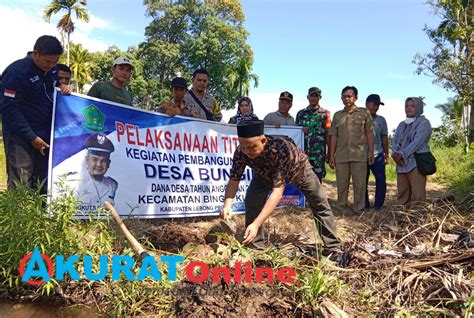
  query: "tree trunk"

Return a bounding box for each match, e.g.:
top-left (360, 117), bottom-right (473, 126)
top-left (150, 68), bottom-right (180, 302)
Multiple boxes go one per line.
top-left (469, 102), bottom-right (473, 149)
top-left (468, 0), bottom-right (473, 149)
top-left (67, 33), bottom-right (70, 66)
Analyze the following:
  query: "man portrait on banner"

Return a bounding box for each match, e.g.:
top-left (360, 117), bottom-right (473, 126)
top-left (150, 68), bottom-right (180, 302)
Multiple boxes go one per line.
top-left (69, 134), bottom-right (118, 210)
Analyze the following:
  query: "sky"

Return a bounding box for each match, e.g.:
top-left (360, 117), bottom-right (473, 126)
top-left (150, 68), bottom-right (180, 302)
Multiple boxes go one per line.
top-left (0, 0), bottom-right (454, 132)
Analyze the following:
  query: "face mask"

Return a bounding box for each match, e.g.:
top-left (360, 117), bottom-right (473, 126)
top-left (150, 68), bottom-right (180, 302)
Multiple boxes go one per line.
top-left (404, 117), bottom-right (416, 124)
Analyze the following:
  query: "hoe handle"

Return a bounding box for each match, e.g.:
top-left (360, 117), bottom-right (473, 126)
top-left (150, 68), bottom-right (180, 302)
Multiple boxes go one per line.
top-left (104, 201), bottom-right (148, 258)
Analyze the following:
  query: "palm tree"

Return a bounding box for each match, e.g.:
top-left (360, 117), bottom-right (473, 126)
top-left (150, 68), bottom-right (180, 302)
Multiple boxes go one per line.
top-left (43, 0), bottom-right (89, 66)
top-left (228, 55), bottom-right (259, 98)
top-left (68, 43), bottom-right (92, 93)
top-left (436, 97), bottom-right (469, 150)
top-left (435, 97), bottom-right (463, 122)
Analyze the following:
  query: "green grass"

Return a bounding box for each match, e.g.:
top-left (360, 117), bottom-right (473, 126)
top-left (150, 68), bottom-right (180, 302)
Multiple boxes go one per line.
top-left (0, 137), bottom-right (5, 188)
top-left (430, 145), bottom-right (474, 198)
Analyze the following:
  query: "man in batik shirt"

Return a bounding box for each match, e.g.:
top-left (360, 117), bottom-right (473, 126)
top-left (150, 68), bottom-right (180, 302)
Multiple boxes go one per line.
top-left (296, 87), bottom-right (331, 183)
top-left (220, 120), bottom-right (349, 267)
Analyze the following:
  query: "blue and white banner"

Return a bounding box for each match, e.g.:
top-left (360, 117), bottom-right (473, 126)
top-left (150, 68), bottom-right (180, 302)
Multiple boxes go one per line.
top-left (49, 92), bottom-right (304, 218)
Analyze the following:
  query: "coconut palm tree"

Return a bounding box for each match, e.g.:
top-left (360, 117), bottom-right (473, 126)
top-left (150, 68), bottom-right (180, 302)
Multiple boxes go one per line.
top-left (436, 97), bottom-right (463, 122)
top-left (436, 96), bottom-right (470, 150)
top-left (228, 55), bottom-right (259, 98)
top-left (67, 43), bottom-right (92, 93)
top-left (43, 0), bottom-right (89, 66)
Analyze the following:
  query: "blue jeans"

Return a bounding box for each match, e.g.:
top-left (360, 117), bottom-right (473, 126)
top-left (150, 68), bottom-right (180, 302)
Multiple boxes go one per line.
top-left (365, 153), bottom-right (386, 209)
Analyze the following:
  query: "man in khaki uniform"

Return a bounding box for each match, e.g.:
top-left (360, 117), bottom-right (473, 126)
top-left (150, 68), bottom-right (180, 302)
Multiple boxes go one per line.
top-left (263, 91), bottom-right (296, 127)
top-left (184, 68), bottom-right (222, 121)
top-left (328, 86), bottom-right (374, 214)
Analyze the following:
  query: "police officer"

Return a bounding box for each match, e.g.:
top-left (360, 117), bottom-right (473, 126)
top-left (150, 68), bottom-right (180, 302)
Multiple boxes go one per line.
top-left (73, 134), bottom-right (118, 209)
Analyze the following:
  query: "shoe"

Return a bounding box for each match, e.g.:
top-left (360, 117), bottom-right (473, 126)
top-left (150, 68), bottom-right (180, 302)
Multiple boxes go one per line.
top-left (351, 208), bottom-right (364, 215)
top-left (333, 204), bottom-right (349, 212)
top-left (322, 250), bottom-right (352, 268)
top-left (285, 245), bottom-right (320, 258)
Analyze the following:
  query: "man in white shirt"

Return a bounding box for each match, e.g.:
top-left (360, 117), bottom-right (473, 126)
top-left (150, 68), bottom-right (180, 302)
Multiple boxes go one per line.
top-left (72, 134), bottom-right (118, 211)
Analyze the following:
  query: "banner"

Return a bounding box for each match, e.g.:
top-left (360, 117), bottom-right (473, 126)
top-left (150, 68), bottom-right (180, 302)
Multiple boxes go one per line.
top-left (49, 92), bottom-right (305, 218)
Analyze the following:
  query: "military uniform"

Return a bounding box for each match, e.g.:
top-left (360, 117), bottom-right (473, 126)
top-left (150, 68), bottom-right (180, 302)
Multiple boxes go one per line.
top-left (296, 105), bottom-right (331, 182)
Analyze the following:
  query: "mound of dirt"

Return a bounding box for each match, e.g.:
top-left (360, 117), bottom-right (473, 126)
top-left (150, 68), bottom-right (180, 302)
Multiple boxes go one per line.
top-left (147, 224), bottom-right (206, 252)
top-left (173, 280), bottom-right (297, 317)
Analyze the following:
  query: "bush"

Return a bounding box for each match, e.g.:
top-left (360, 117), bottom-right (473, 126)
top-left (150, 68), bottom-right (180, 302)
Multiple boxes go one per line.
top-left (0, 183), bottom-right (114, 295)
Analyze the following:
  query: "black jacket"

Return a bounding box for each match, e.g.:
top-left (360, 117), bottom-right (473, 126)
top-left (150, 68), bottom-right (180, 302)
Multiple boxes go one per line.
top-left (0, 56), bottom-right (59, 141)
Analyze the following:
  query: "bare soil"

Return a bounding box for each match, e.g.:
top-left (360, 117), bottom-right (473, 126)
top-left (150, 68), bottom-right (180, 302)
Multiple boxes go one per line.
top-left (3, 180), bottom-right (472, 317)
top-left (119, 180), bottom-right (473, 317)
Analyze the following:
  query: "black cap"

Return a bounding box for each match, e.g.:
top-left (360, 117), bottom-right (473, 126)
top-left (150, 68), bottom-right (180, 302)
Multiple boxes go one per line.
top-left (279, 91), bottom-right (293, 101)
top-left (85, 134), bottom-right (115, 156)
top-left (171, 77), bottom-right (188, 88)
top-left (237, 120), bottom-right (264, 138)
top-left (366, 94), bottom-right (384, 105)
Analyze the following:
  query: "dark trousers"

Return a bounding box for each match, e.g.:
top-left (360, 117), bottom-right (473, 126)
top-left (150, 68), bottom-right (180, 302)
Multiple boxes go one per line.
top-left (244, 162), bottom-right (341, 251)
top-left (6, 133), bottom-right (49, 193)
top-left (311, 166), bottom-right (324, 184)
top-left (365, 153), bottom-right (386, 209)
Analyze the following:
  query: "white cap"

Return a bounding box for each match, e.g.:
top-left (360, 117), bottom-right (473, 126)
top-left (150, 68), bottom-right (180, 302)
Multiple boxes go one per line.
top-left (113, 56), bottom-right (134, 68)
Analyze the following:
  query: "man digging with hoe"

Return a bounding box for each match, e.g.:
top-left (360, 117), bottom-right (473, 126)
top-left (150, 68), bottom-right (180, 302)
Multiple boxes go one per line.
top-left (220, 120), bottom-right (350, 267)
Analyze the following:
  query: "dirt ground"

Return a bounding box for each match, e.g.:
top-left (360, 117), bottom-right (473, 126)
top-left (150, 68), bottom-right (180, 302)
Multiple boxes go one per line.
top-left (135, 180), bottom-right (451, 247)
top-left (3, 180), bottom-right (472, 317)
top-left (120, 180), bottom-right (473, 317)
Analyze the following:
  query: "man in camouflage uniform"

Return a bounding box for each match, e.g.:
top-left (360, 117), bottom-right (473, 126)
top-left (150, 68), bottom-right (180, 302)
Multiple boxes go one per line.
top-left (296, 87), bottom-right (331, 183)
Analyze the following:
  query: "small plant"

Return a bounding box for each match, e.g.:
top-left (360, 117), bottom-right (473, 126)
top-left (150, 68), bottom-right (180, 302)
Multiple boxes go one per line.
top-left (295, 264), bottom-right (340, 308)
top-left (357, 288), bottom-right (376, 308)
top-left (462, 290), bottom-right (474, 318)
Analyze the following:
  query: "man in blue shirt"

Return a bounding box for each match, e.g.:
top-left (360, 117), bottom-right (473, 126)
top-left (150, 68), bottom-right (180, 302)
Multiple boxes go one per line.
top-left (0, 35), bottom-right (70, 192)
top-left (365, 94), bottom-right (388, 210)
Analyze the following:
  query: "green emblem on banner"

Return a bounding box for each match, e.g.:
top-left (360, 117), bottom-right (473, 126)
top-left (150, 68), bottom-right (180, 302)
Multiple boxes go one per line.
top-left (82, 105), bottom-right (105, 132)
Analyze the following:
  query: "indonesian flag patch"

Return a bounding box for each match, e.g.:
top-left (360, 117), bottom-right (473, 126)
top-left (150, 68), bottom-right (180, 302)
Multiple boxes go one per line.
top-left (4, 89), bottom-right (16, 98)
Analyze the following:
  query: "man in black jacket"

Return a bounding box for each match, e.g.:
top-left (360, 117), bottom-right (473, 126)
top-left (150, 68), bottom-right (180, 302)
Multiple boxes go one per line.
top-left (0, 35), bottom-right (70, 191)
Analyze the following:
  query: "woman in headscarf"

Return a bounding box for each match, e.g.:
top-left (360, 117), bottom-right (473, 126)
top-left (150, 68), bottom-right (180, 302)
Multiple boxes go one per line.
top-left (228, 96), bottom-right (259, 124)
top-left (391, 97), bottom-right (432, 206)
